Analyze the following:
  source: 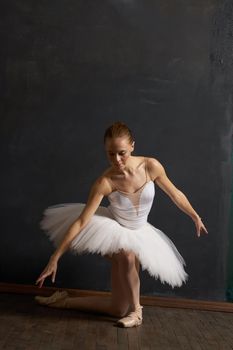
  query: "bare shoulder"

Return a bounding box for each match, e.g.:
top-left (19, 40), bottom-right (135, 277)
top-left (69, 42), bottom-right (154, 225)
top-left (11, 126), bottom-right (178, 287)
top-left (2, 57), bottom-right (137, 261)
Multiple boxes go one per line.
top-left (91, 165), bottom-right (117, 196)
top-left (145, 157), bottom-right (166, 181)
top-left (91, 173), bottom-right (113, 196)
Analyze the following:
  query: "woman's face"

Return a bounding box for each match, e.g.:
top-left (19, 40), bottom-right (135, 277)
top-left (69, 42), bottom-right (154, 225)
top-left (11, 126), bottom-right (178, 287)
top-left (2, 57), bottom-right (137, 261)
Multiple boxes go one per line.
top-left (105, 136), bottom-right (135, 170)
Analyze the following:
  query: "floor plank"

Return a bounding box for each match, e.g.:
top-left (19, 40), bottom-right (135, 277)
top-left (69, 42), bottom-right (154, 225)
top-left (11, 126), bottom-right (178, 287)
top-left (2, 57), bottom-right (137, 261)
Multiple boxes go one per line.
top-left (1, 293), bottom-right (233, 350)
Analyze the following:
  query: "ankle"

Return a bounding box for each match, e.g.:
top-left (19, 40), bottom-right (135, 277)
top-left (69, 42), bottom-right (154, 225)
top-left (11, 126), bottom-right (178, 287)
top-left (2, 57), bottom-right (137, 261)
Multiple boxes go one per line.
top-left (129, 303), bottom-right (142, 312)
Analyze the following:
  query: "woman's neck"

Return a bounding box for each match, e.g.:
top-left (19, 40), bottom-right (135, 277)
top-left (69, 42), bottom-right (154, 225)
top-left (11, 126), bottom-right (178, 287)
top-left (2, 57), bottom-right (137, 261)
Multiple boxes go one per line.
top-left (112, 156), bottom-right (144, 176)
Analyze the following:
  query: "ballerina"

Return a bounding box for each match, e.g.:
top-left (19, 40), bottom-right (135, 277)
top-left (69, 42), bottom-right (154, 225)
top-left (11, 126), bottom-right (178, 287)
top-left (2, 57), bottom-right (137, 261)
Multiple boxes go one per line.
top-left (35, 121), bottom-right (208, 327)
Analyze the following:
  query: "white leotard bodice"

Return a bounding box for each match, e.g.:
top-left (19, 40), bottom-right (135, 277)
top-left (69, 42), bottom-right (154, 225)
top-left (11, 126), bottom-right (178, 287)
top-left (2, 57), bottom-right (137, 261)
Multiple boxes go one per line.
top-left (107, 159), bottom-right (155, 229)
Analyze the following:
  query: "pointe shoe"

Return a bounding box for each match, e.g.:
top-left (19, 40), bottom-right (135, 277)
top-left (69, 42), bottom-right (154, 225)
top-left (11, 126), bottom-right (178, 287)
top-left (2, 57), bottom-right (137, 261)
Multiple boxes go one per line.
top-left (35, 290), bottom-right (68, 306)
top-left (116, 305), bottom-right (143, 328)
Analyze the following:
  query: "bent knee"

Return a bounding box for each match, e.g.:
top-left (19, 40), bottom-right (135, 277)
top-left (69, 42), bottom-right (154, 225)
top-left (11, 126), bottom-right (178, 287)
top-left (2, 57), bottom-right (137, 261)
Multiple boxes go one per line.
top-left (117, 250), bottom-right (136, 266)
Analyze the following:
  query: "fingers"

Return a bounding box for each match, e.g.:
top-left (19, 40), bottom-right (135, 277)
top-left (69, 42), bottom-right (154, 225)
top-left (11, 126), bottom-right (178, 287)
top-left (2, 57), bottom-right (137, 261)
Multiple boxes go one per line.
top-left (196, 222), bottom-right (208, 237)
top-left (35, 258), bottom-right (58, 288)
top-left (35, 276), bottom-right (44, 288)
top-left (195, 221), bottom-right (201, 237)
top-left (35, 267), bottom-right (56, 287)
top-left (200, 222), bottom-right (208, 235)
top-left (38, 278), bottom-right (44, 288)
top-left (52, 268), bottom-right (57, 283)
top-left (35, 273), bottom-right (47, 288)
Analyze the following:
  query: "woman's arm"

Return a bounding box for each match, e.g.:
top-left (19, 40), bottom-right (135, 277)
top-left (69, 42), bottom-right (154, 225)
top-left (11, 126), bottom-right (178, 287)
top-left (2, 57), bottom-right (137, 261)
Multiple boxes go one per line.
top-left (51, 176), bottom-right (111, 261)
top-left (147, 157), bottom-right (208, 237)
top-left (35, 176), bottom-right (112, 287)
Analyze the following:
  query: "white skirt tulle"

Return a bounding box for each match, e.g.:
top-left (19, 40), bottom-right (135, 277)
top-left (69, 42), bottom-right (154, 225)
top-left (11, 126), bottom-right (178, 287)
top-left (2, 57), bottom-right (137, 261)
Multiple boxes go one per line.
top-left (39, 203), bottom-right (188, 288)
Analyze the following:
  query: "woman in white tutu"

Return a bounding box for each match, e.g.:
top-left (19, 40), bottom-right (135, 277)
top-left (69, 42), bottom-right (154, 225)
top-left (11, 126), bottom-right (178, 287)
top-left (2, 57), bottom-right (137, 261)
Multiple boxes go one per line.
top-left (35, 121), bottom-right (208, 327)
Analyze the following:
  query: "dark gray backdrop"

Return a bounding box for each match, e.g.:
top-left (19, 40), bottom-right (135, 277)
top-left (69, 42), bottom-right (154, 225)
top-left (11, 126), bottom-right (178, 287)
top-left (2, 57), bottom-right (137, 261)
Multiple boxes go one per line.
top-left (1, 0), bottom-right (232, 301)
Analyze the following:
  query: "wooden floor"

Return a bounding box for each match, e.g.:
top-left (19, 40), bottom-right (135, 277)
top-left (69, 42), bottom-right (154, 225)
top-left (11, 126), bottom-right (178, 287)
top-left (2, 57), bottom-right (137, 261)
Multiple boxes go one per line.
top-left (1, 293), bottom-right (233, 350)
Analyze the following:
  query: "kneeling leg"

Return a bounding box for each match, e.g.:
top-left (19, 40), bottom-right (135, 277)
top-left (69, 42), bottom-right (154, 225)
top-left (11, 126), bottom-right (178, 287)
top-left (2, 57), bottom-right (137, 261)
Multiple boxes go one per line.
top-left (35, 256), bottom-right (128, 318)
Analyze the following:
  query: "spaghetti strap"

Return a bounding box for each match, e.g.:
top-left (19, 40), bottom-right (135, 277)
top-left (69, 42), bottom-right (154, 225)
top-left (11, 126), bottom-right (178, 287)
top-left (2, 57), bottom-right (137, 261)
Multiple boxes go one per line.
top-left (144, 157), bottom-right (148, 183)
top-left (108, 176), bottom-right (117, 191)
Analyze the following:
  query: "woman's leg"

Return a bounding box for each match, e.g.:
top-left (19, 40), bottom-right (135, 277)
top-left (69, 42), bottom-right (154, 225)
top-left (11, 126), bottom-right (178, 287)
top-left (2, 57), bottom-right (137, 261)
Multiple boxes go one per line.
top-left (117, 250), bottom-right (141, 312)
top-left (135, 254), bottom-right (140, 276)
top-left (109, 254), bottom-right (131, 317)
top-left (35, 254), bottom-right (129, 318)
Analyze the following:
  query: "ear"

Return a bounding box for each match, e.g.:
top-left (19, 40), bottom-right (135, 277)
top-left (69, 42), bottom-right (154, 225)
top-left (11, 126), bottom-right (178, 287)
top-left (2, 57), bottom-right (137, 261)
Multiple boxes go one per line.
top-left (131, 141), bottom-right (135, 150)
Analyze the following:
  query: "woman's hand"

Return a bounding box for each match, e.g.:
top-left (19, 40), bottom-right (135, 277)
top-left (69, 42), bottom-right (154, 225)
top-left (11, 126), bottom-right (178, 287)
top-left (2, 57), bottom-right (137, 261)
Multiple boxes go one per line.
top-left (194, 216), bottom-right (208, 237)
top-left (35, 255), bottom-right (58, 288)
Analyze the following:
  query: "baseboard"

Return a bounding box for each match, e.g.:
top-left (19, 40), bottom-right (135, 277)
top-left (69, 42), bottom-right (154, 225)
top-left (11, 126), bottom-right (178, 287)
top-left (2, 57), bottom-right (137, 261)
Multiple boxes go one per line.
top-left (1, 282), bottom-right (233, 313)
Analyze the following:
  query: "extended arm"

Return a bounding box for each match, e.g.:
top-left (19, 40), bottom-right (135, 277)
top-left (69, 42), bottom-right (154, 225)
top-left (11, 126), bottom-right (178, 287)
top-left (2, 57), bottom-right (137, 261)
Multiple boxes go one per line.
top-left (35, 176), bottom-right (112, 287)
top-left (51, 177), bottom-right (111, 261)
top-left (147, 158), bottom-right (208, 237)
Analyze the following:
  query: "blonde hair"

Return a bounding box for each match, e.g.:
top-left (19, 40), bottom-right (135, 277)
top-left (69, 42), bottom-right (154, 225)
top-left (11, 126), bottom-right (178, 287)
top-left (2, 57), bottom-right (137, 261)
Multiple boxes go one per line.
top-left (104, 121), bottom-right (134, 144)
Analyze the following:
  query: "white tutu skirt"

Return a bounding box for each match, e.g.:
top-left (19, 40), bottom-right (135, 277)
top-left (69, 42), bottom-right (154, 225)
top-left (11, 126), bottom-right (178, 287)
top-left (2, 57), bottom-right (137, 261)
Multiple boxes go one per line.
top-left (40, 203), bottom-right (188, 288)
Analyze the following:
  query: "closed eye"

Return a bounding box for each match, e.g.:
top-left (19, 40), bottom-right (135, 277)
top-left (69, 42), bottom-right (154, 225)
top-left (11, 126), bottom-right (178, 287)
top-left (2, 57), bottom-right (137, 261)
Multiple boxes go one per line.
top-left (108, 151), bottom-right (126, 156)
